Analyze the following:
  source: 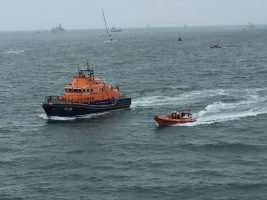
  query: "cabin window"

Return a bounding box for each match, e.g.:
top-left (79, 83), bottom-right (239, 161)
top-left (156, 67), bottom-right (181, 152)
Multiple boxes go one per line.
top-left (74, 89), bottom-right (78, 92)
top-left (86, 89), bottom-right (90, 93)
top-left (78, 89), bottom-right (82, 92)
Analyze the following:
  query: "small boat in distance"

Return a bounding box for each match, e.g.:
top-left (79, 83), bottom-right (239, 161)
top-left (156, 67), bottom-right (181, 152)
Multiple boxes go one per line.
top-left (154, 106), bottom-right (196, 126)
top-left (110, 27), bottom-right (122, 32)
top-left (51, 24), bottom-right (65, 33)
top-left (42, 62), bottom-right (131, 117)
top-left (210, 43), bottom-right (221, 48)
top-left (178, 33), bottom-right (182, 41)
top-left (247, 22), bottom-right (255, 29)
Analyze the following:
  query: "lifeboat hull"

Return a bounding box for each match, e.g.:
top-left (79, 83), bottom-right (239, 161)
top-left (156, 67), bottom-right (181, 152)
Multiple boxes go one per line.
top-left (42, 98), bottom-right (131, 117)
top-left (154, 115), bottom-right (196, 126)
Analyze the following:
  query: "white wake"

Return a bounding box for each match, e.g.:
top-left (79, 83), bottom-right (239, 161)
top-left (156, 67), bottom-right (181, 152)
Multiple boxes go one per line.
top-left (134, 88), bottom-right (267, 126)
top-left (38, 112), bottom-right (110, 121)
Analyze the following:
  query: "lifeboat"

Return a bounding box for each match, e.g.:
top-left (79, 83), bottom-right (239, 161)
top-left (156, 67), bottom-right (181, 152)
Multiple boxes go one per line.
top-left (154, 108), bottom-right (196, 126)
top-left (41, 63), bottom-right (131, 117)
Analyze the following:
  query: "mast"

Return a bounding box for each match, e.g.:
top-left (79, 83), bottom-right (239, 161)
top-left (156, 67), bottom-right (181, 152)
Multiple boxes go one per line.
top-left (102, 9), bottom-right (109, 37)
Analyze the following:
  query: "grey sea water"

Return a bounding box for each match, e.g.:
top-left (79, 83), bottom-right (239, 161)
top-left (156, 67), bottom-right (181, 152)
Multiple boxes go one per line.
top-left (0, 26), bottom-right (267, 199)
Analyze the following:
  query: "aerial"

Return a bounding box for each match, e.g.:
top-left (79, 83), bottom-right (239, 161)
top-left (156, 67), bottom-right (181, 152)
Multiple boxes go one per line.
top-left (0, 0), bottom-right (267, 199)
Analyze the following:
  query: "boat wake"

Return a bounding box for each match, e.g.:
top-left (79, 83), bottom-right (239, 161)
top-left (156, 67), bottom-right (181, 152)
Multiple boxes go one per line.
top-left (178, 95), bottom-right (267, 126)
top-left (38, 112), bottom-right (110, 121)
top-left (132, 89), bottom-right (231, 108)
top-left (133, 88), bottom-right (267, 126)
top-left (132, 96), bottom-right (181, 108)
top-left (195, 99), bottom-right (267, 125)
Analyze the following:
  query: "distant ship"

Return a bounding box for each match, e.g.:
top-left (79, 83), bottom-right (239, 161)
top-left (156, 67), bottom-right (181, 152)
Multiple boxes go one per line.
top-left (210, 43), bottom-right (221, 48)
top-left (110, 27), bottom-right (122, 32)
top-left (247, 22), bottom-right (255, 29)
top-left (51, 24), bottom-right (65, 33)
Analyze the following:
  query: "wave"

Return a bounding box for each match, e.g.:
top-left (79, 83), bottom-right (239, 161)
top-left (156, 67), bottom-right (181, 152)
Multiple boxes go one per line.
top-left (180, 142), bottom-right (264, 151)
top-left (131, 89), bottom-right (227, 108)
top-left (132, 88), bottom-right (267, 109)
top-left (104, 39), bottom-right (117, 43)
top-left (131, 95), bottom-right (182, 108)
top-left (3, 49), bottom-right (25, 54)
top-left (38, 112), bottom-right (110, 121)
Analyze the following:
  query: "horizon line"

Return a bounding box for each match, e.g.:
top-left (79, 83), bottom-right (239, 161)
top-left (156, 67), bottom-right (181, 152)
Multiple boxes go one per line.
top-left (0, 23), bottom-right (266, 32)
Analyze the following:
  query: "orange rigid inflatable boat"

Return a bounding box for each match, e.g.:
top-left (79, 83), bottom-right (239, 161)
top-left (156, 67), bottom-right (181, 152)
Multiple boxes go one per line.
top-left (154, 108), bottom-right (196, 126)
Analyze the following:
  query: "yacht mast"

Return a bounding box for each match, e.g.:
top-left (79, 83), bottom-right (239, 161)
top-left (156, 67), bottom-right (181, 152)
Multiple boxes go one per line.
top-left (102, 9), bottom-right (109, 37)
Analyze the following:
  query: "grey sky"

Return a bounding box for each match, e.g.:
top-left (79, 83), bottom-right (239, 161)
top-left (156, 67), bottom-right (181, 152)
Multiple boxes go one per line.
top-left (0, 0), bottom-right (267, 31)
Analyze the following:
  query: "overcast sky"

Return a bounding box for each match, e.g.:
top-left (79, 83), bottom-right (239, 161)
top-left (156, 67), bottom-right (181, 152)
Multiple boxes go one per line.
top-left (0, 0), bottom-right (267, 31)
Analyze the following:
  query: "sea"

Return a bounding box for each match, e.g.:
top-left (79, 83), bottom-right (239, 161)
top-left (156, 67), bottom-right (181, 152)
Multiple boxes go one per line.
top-left (0, 26), bottom-right (267, 199)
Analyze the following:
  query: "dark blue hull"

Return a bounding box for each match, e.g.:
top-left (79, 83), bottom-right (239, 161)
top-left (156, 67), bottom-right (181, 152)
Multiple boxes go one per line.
top-left (42, 98), bottom-right (131, 117)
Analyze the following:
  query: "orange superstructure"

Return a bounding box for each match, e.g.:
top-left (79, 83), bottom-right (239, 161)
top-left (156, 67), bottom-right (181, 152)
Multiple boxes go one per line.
top-left (58, 67), bottom-right (120, 103)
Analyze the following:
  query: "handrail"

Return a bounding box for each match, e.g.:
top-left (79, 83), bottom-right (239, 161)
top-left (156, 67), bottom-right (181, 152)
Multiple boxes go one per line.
top-left (43, 96), bottom-right (120, 107)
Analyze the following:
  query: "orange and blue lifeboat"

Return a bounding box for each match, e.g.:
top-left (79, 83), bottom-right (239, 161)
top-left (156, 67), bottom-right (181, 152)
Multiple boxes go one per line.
top-left (42, 65), bottom-right (131, 117)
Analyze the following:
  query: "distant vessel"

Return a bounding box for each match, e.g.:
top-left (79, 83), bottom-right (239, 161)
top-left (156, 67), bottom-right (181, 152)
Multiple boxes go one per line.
top-left (41, 62), bottom-right (131, 117)
top-left (102, 9), bottom-right (113, 41)
top-left (110, 27), bottom-right (122, 32)
top-left (35, 29), bottom-right (40, 34)
top-left (247, 22), bottom-right (255, 29)
top-left (178, 33), bottom-right (182, 41)
top-left (51, 24), bottom-right (65, 33)
top-left (210, 42), bottom-right (221, 48)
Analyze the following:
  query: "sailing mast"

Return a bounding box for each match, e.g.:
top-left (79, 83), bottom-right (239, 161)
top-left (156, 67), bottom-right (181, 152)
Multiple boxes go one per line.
top-left (102, 9), bottom-right (112, 40)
